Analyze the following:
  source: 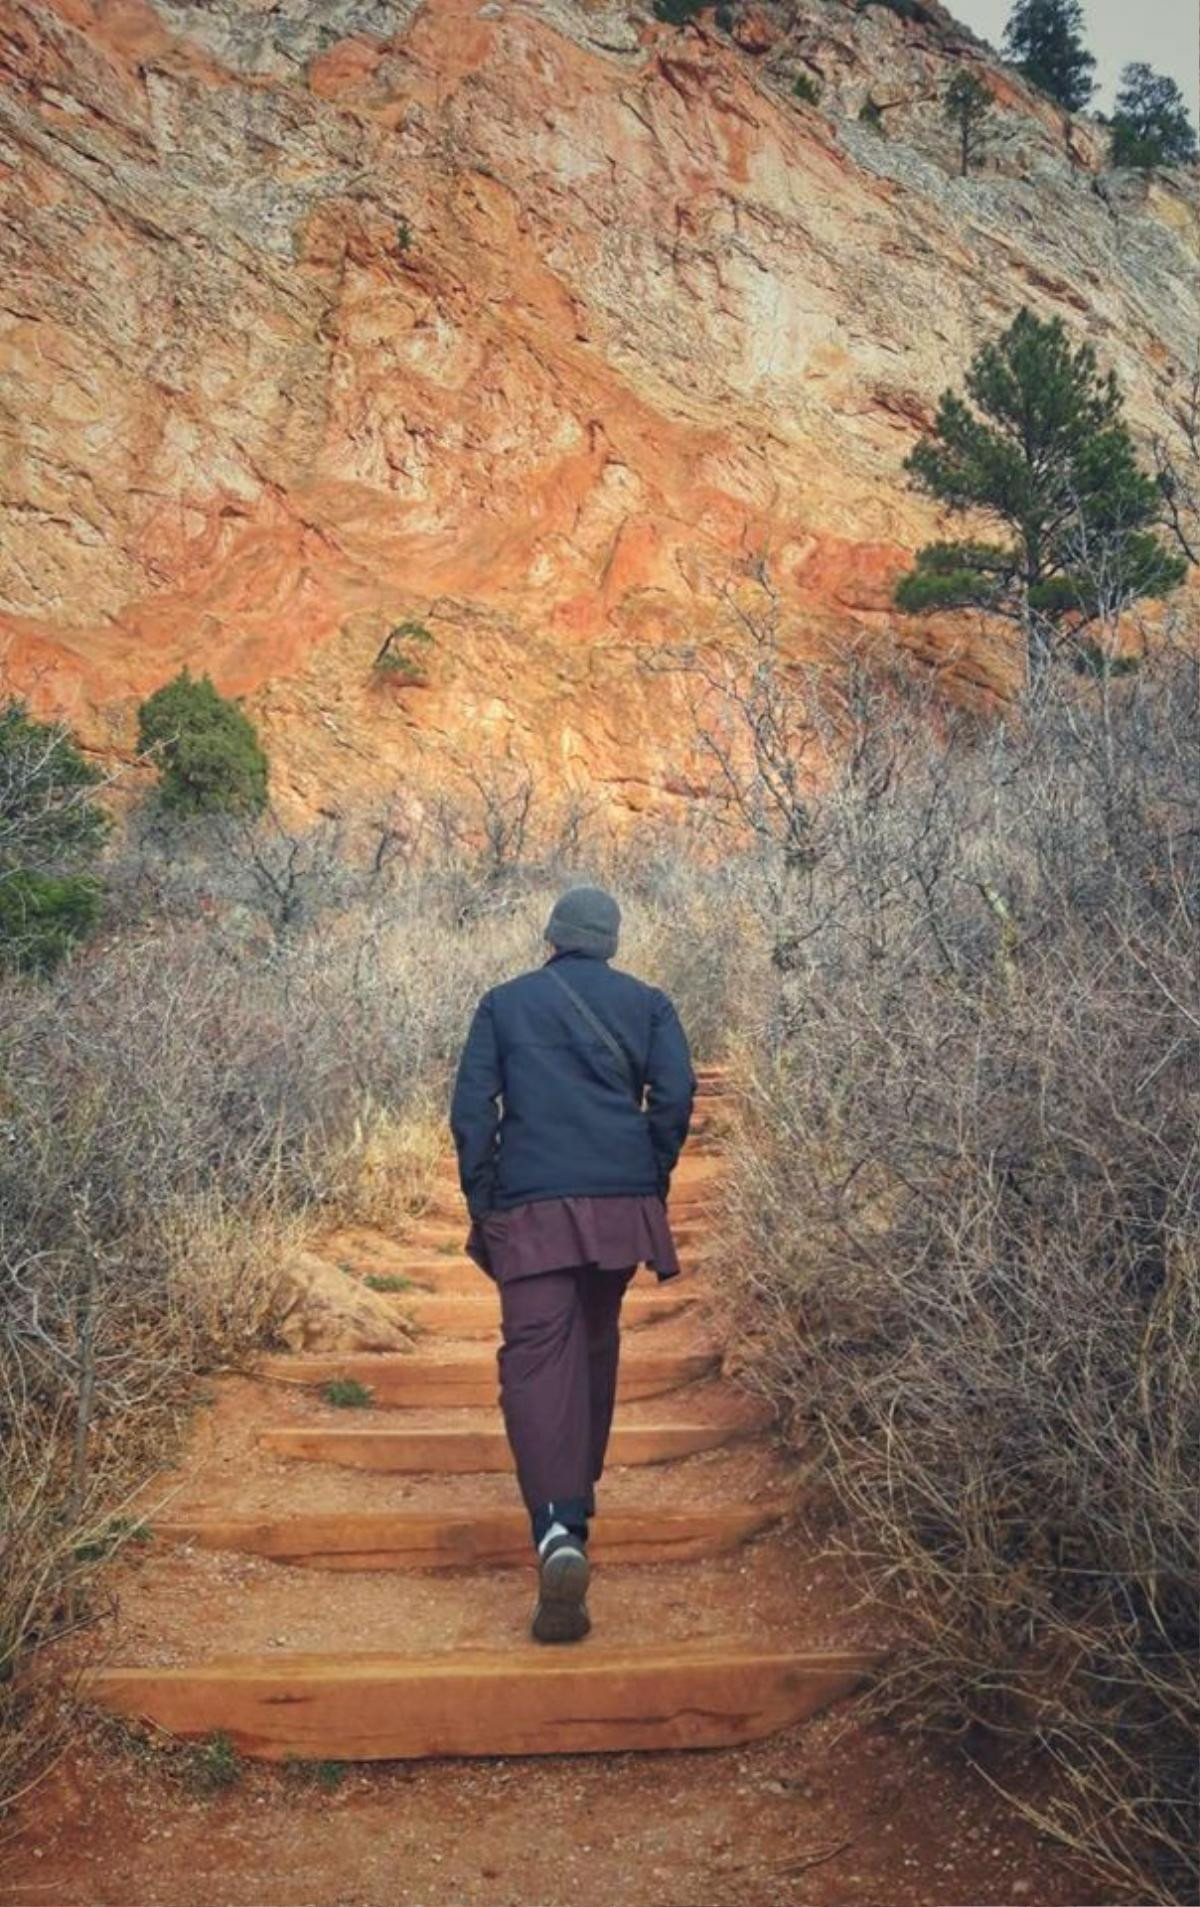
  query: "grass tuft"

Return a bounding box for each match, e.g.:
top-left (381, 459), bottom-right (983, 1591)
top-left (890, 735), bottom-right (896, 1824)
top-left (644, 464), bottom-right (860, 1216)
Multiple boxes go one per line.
top-left (319, 1378), bottom-right (374, 1409)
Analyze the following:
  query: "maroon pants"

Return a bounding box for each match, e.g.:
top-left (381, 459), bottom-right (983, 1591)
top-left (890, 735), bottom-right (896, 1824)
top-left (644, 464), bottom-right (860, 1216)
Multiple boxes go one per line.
top-left (497, 1265), bottom-right (633, 1528)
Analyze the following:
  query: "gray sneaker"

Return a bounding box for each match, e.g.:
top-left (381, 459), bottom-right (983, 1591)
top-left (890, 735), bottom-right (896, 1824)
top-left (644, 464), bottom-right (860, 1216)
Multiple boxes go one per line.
top-left (531, 1532), bottom-right (591, 1644)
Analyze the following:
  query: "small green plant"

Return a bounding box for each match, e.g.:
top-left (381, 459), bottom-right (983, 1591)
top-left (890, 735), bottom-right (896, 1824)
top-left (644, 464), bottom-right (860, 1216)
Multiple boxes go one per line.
top-left (713, 2), bottom-right (733, 28)
top-left (72, 1517), bottom-right (153, 1564)
top-left (320, 1377), bottom-right (374, 1408)
top-left (859, 97), bottom-right (884, 129)
top-left (186, 1731), bottom-right (242, 1794)
top-left (436, 1240), bottom-right (460, 1256)
top-left (285, 1757), bottom-right (349, 1791)
top-left (792, 73), bottom-right (822, 106)
top-left (652, 0), bottom-right (705, 22)
top-left (365, 1272), bottom-right (415, 1293)
top-left (372, 621), bottom-right (434, 687)
top-left (137, 669), bottom-right (268, 818)
top-left (395, 218), bottom-right (412, 252)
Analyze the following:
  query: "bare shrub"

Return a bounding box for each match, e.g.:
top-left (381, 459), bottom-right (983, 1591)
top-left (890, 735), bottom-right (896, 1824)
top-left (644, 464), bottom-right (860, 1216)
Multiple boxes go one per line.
top-left (325, 1096), bottom-right (447, 1234)
top-left (714, 643), bottom-right (1200, 1903)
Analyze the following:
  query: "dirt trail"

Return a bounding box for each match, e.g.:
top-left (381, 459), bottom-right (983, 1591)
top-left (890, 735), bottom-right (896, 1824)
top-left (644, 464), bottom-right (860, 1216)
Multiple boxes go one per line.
top-left (2, 1077), bottom-right (1082, 1906)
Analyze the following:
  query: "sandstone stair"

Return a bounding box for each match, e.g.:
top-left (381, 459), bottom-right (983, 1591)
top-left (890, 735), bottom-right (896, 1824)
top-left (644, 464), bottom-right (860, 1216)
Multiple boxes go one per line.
top-left (82, 1070), bottom-right (877, 1762)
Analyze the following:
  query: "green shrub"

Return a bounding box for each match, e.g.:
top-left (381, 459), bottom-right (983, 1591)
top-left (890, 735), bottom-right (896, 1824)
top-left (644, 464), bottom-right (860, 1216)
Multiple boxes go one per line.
top-left (858, 97), bottom-right (884, 128)
top-left (185, 1731), bottom-right (242, 1794)
top-left (652, 0), bottom-right (705, 23)
top-left (0, 871), bottom-right (100, 976)
top-left (137, 670), bottom-right (268, 818)
top-left (373, 621), bottom-right (434, 687)
top-left (792, 73), bottom-right (822, 106)
top-left (364, 1272), bottom-right (415, 1293)
top-left (713, 2), bottom-right (733, 28)
top-left (0, 703), bottom-right (107, 862)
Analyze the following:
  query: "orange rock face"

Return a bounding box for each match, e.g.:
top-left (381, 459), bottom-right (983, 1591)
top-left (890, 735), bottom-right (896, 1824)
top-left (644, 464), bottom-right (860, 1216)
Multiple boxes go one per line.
top-left (0, 0), bottom-right (1196, 820)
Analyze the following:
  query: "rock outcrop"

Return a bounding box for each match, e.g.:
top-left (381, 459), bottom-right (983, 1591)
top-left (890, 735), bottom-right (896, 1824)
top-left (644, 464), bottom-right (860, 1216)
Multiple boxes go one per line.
top-left (276, 1249), bottom-right (415, 1353)
top-left (1, 0), bottom-right (1196, 821)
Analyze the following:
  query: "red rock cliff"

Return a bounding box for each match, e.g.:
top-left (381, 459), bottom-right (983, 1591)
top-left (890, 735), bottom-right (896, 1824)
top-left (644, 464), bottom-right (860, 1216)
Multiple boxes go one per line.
top-left (1, 0), bottom-right (1196, 819)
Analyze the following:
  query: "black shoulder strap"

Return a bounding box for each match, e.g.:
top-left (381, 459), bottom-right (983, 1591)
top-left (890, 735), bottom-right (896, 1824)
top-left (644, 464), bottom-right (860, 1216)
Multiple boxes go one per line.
top-left (546, 967), bottom-right (640, 1103)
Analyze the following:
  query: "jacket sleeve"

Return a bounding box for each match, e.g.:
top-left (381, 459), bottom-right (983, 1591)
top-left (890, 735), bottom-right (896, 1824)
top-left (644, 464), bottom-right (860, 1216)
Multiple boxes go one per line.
top-left (450, 993), bottom-right (503, 1219)
top-left (644, 989), bottom-right (696, 1197)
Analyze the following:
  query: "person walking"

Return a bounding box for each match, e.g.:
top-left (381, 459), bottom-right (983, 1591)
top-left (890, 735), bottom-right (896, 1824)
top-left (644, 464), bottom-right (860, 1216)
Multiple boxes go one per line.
top-left (450, 886), bottom-right (695, 1643)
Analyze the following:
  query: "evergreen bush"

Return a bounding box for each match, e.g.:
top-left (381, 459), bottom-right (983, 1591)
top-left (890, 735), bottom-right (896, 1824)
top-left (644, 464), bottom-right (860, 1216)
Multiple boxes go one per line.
top-left (137, 670), bottom-right (268, 818)
top-left (0, 702), bottom-right (107, 973)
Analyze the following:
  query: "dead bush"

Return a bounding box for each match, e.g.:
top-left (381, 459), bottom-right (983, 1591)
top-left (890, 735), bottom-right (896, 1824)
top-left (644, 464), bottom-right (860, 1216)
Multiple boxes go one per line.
top-left (716, 646), bottom-right (1200, 1904)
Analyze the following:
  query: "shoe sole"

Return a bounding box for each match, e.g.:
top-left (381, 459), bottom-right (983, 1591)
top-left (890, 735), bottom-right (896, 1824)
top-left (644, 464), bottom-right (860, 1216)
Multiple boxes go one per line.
top-left (531, 1545), bottom-right (591, 1644)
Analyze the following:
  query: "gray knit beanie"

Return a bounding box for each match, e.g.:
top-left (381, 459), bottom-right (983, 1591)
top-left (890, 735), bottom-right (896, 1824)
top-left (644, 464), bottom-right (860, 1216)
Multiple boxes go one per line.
top-left (544, 885), bottom-right (621, 960)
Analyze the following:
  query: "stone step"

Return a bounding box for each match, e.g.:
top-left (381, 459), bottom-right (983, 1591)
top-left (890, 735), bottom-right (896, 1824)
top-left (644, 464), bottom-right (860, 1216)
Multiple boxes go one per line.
top-left (83, 1642), bottom-right (874, 1762)
top-left (257, 1350), bottom-right (718, 1410)
top-left (399, 1285), bottom-right (697, 1337)
top-left (153, 1504), bottom-right (783, 1570)
top-left (259, 1414), bottom-right (768, 1473)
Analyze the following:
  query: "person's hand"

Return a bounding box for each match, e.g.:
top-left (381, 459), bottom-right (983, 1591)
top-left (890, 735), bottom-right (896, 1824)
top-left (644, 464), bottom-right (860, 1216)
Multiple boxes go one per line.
top-left (465, 1218), bottom-right (496, 1281)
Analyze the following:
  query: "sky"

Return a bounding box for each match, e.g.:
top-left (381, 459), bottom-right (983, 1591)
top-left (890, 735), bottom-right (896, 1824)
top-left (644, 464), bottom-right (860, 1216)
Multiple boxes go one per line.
top-left (948, 0), bottom-right (1200, 125)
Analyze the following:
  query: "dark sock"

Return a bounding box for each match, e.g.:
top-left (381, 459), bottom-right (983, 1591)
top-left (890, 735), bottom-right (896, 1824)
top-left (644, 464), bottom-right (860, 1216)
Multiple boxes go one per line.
top-left (532, 1497), bottom-right (591, 1548)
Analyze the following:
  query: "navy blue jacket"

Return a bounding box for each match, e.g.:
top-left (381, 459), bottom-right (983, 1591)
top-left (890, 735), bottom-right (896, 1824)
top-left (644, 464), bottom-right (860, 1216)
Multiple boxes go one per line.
top-left (449, 951), bottom-right (696, 1218)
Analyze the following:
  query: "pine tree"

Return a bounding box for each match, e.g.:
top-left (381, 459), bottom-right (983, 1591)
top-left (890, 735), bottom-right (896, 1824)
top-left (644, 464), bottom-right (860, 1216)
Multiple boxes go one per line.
top-left (1003, 0), bottom-right (1095, 113)
top-left (895, 310), bottom-right (1186, 686)
top-left (944, 70), bottom-right (994, 176)
top-left (1110, 64), bottom-right (1199, 170)
top-left (137, 670), bottom-right (269, 817)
